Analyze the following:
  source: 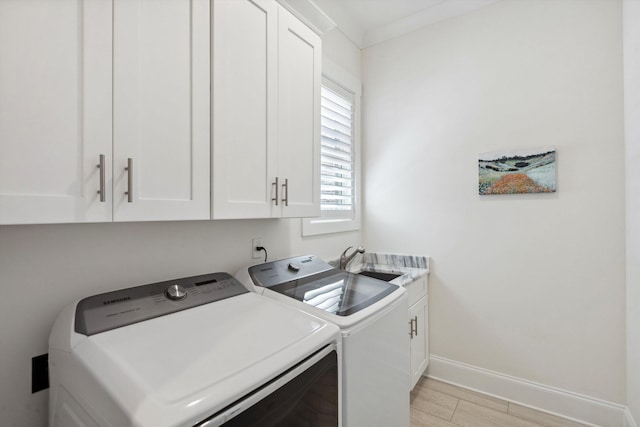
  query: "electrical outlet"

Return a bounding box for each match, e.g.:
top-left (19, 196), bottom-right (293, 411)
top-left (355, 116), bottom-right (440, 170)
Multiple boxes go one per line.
top-left (252, 238), bottom-right (263, 259)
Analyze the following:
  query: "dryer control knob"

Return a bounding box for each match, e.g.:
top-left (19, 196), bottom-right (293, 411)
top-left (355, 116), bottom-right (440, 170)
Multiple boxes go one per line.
top-left (165, 284), bottom-right (187, 301)
top-left (288, 263), bottom-right (301, 272)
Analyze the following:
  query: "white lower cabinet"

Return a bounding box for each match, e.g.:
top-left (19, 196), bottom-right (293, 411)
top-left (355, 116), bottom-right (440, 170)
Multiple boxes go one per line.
top-left (212, 0), bottom-right (321, 219)
top-left (0, 0), bottom-right (210, 224)
top-left (406, 277), bottom-right (429, 390)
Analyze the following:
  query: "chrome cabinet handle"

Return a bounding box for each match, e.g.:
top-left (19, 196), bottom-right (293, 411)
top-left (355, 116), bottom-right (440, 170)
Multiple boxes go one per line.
top-left (272, 177), bottom-right (279, 206)
top-left (408, 317), bottom-right (418, 338)
top-left (125, 158), bottom-right (133, 203)
top-left (413, 315), bottom-right (418, 336)
top-left (96, 154), bottom-right (105, 202)
top-left (282, 178), bottom-right (288, 207)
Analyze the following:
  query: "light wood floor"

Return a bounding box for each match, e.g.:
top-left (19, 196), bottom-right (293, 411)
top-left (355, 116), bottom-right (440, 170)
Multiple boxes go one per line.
top-left (410, 377), bottom-right (589, 427)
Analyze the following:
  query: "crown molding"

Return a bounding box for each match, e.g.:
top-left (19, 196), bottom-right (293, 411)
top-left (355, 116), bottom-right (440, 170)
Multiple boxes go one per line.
top-left (362, 0), bottom-right (499, 48)
top-left (276, 0), bottom-right (337, 35)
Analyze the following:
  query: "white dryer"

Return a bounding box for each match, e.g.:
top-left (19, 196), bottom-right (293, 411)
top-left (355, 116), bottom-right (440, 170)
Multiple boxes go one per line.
top-left (49, 272), bottom-right (341, 427)
top-left (236, 255), bottom-right (410, 427)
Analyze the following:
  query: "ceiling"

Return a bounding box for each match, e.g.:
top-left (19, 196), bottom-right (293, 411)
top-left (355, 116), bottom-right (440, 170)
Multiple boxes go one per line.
top-left (311, 0), bottom-right (499, 48)
top-left (341, 0), bottom-right (446, 30)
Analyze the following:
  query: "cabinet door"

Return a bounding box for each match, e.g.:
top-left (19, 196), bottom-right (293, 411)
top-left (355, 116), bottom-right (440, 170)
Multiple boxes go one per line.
top-left (113, 0), bottom-right (210, 222)
top-left (409, 295), bottom-right (429, 390)
top-left (0, 0), bottom-right (112, 224)
top-left (212, 0), bottom-right (278, 219)
top-left (277, 7), bottom-right (321, 218)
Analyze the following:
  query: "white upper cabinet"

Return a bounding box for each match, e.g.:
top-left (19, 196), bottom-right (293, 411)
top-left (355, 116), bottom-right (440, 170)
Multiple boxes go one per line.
top-left (277, 7), bottom-right (321, 218)
top-left (0, 0), bottom-right (113, 224)
top-left (113, 0), bottom-right (210, 222)
top-left (212, 0), bottom-right (321, 219)
top-left (212, 0), bottom-right (278, 219)
top-left (0, 0), bottom-right (210, 224)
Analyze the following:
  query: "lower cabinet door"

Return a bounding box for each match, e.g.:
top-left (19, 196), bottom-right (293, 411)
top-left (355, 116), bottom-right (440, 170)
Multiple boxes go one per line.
top-left (410, 295), bottom-right (429, 390)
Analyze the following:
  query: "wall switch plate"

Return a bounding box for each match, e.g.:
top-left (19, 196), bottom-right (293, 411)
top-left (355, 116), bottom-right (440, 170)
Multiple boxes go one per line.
top-left (32, 353), bottom-right (49, 393)
top-left (252, 238), bottom-right (263, 259)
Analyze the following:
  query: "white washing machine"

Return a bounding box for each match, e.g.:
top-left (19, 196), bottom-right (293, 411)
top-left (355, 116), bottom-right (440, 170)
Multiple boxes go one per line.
top-left (236, 255), bottom-right (410, 427)
top-left (49, 272), bottom-right (341, 427)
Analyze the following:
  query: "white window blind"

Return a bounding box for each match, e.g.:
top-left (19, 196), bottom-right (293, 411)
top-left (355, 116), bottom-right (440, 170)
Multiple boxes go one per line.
top-left (321, 81), bottom-right (354, 217)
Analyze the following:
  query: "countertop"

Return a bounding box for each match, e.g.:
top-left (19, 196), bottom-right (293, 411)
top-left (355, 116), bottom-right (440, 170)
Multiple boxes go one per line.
top-left (345, 252), bottom-right (430, 287)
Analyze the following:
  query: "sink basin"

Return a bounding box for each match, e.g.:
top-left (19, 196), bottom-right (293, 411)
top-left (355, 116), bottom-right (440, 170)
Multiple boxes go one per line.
top-left (358, 270), bottom-right (402, 282)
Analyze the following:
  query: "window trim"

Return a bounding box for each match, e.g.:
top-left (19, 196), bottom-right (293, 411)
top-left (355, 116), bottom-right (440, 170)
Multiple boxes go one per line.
top-left (303, 59), bottom-right (361, 236)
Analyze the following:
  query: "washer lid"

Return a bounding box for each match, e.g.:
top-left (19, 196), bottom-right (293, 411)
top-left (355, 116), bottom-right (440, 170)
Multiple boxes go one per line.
top-left (249, 255), bottom-right (399, 316)
top-left (268, 269), bottom-right (397, 316)
top-left (71, 292), bottom-right (338, 427)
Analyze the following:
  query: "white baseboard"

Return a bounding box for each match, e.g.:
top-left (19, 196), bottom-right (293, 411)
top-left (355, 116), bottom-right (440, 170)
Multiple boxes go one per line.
top-left (625, 407), bottom-right (639, 427)
top-left (427, 355), bottom-right (627, 427)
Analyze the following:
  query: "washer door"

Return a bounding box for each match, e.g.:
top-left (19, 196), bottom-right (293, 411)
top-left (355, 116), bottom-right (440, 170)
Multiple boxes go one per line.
top-left (196, 344), bottom-right (338, 427)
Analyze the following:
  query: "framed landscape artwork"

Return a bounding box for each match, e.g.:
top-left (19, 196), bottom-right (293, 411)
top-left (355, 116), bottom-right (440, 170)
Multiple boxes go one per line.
top-left (479, 147), bottom-right (556, 195)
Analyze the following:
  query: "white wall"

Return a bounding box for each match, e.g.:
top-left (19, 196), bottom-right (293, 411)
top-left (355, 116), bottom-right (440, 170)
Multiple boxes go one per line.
top-left (0, 27), bottom-right (362, 427)
top-left (363, 0), bottom-right (626, 405)
top-left (624, 0), bottom-right (640, 423)
top-left (321, 27), bottom-right (362, 78)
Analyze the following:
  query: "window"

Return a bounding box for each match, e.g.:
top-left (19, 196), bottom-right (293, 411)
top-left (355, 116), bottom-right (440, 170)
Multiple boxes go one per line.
top-left (320, 81), bottom-right (354, 218)
top-left (303, 60), bottom-right (361, 236)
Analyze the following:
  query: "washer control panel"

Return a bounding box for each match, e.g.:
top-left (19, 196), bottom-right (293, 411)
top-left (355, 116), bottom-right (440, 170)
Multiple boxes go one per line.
top-left (288, 262), bottom-right (301, 272)
top-left (249, 255), bottom-right (334, 288)
top-left (75, 272), bottom-right (248, 336)
top-left (165, 284), bottom-right (187, 301)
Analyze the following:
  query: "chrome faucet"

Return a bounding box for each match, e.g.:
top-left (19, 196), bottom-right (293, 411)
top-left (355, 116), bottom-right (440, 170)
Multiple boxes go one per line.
top-left (339, 246), bottom-right (365, 270)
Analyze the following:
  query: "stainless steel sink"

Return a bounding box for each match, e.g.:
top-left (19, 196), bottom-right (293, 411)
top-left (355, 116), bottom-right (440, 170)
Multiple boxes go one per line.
top-left (358, 270), bottom-right (402, 282)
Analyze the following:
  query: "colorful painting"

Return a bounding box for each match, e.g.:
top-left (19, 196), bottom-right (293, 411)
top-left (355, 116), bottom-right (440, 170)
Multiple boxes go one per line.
top-left (479, 147), bottom-right (556, 195)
